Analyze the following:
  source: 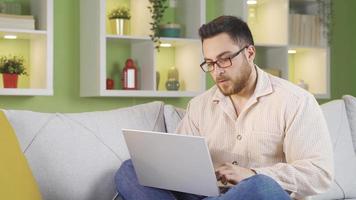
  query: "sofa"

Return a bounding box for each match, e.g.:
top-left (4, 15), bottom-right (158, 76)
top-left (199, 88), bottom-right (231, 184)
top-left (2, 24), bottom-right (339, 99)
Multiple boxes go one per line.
top-left (2, 95), bottom-right (356, 200)
top-left (310, 95), bottom-right (356, 200)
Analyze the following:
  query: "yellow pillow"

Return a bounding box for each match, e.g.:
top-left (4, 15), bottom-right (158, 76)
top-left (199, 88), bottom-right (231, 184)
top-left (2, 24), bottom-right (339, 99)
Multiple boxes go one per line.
top-left (0, 111), bottom-right (42, 200)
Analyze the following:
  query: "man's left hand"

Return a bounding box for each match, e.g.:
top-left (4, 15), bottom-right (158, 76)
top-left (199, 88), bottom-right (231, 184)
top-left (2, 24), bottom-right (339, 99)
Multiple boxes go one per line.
top-left (215, 163), bottom-right (256, 185)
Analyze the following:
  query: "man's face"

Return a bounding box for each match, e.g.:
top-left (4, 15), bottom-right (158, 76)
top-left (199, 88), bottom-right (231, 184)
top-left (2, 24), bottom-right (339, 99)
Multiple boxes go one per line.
top-left (202, 33), bottom-right (254, 96)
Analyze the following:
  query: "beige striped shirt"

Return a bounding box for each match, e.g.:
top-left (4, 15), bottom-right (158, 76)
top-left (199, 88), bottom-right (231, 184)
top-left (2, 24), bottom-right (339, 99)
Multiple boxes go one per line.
top-left (176, 66), bottom-right (333, 199)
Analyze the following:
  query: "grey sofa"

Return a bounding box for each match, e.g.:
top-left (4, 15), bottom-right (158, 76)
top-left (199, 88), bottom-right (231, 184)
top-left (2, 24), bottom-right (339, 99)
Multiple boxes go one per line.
top-left (310, 95), bottom-right (356, 200)
top-left (4, 96), bottom-right (356, 200)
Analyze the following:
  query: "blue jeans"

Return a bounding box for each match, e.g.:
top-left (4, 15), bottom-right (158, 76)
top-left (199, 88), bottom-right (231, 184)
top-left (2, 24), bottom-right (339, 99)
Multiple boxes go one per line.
top-left (115, 160), bottom-right (291, 200)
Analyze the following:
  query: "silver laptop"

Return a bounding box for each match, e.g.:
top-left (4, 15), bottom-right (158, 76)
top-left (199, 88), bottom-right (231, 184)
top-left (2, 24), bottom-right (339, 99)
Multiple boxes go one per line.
top-left (122, 129), bottom-right (220, 196)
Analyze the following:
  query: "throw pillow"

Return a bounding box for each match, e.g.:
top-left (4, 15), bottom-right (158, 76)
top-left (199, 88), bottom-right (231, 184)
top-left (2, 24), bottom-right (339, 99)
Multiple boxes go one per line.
top-left (164, 105), bottom-right (185, 133)
top-left (343, 95), bottom-right (356, 154)
top-left (4, 101), bottom-right (166, 200)
top-left (0, 110), bottom-right (42, 200)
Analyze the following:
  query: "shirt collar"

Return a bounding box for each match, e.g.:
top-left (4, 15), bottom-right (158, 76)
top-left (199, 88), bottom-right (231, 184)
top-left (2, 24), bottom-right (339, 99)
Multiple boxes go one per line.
top-left (211, 65), bottom-right (273, 103)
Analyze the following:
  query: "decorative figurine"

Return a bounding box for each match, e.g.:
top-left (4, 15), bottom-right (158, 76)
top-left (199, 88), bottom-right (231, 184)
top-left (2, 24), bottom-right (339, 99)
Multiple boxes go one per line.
top-left (122, 58), bottom-right (138, 90)
top-left (165, 66), bottom-right (180, 91)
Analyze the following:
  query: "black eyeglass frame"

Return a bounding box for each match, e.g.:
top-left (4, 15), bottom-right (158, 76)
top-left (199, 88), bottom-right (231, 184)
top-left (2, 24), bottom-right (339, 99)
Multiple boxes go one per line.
top-left (199, 45), bottom-right (249, 72)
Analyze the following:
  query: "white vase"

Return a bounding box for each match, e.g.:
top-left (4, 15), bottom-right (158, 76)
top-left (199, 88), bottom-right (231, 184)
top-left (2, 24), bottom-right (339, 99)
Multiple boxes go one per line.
top-left (110, 18), bottom-right (128, 35)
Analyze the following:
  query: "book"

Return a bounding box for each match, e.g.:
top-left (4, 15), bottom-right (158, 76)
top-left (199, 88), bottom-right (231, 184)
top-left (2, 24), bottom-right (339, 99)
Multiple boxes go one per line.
top-left (289, 14), bottom-right (323, 46)
top-left (0, 13), bottom-right (35, 30)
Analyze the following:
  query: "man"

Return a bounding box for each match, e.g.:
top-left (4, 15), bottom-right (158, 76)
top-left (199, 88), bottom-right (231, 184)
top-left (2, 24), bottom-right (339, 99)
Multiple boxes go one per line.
top-left (115, 16), bottom-right (333, 200)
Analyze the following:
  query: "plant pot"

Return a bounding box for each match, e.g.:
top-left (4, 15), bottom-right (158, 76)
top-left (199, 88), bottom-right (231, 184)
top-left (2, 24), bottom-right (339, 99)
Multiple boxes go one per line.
top-left (2, 73), bottom-right (18, 88)
top-left (110, 18), bottom-right (129, 35)
top-left (159, 23), bottom-right (181, 37)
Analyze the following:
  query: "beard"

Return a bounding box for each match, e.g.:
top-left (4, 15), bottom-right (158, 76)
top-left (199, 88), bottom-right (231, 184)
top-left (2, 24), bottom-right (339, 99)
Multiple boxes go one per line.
top-left (216, 64), bottom-right (252, 96)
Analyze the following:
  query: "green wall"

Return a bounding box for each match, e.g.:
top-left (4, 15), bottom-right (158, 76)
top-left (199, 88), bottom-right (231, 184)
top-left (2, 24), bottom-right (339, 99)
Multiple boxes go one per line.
top-left (0, 0), bottom-right (355, 112)
top-left (326, 0), bottom-right (356, 102)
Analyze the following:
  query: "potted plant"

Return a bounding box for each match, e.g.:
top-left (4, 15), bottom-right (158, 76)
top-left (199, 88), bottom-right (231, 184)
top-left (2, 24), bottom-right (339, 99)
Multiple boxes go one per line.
top-left (0, 55), bottom-right (27, 88)
top-left (108, 6), bottom-right (131, 35)
top-left (148, 0), bottom-right (168, 50)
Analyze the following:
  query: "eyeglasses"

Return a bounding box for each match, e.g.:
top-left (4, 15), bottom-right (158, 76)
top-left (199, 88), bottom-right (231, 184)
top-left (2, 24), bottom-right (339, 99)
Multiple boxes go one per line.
top-left (200, 46), bottom-right (249, 72)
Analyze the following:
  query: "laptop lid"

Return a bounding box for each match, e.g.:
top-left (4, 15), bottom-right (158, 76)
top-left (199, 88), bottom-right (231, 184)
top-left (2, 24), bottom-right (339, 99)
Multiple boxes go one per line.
top-left (122, 129), bottom-right (220, 197)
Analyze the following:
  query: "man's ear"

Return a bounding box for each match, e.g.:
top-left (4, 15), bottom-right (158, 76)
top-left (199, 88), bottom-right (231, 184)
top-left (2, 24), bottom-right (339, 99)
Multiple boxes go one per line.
top-left (245, 45), bottom-right (256, 62)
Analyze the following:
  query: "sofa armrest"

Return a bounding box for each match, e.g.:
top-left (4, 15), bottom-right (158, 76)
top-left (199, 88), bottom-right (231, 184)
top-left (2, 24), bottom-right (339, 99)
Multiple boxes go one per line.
top-left (343, 95), bottom-right (356, 154)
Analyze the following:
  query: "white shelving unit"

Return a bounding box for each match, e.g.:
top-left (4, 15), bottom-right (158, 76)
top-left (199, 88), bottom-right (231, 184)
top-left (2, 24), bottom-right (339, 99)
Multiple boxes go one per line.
top-left (0, 0), bottom-right (53, 96)
top-left (288, 0), bottom-right (330, 98)
top-left (80, 0), bottom-right (205, 97)
top-left (80, 0), bottom-right (329, 98)
top-left (209, 0), bottom-right (330, 98)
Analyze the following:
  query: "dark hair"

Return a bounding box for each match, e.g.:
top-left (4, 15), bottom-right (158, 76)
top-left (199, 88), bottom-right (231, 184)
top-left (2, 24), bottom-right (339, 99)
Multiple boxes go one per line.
top-left (198, 15), bottom-right (254, 46)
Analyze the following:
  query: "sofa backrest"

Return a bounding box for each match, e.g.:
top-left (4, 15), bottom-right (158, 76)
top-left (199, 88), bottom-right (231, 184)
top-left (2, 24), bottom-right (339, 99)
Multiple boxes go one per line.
top-left (311, 99), bottom-right (356, 199)
top-left (4, 101), bottom-right (166, 200)
top-left (163, 104), bottom-right (185, 133)
top-left (343, 95), bottom-right (356, 155)
top-left (5, 99), bottom-right (356, 200)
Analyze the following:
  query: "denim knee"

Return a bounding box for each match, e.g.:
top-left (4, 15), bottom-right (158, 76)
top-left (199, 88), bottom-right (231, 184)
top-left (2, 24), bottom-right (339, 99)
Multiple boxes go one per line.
top-left (238, 174), bottom-right (290, 199)
top-left (119, 159), bottom-right (134, 172)
top-left (242, 174), bottom-right (281, 188)
top-left (115, 159), bottom-right (135, 189)
top-left (244, 174), bottom-right (276, 184)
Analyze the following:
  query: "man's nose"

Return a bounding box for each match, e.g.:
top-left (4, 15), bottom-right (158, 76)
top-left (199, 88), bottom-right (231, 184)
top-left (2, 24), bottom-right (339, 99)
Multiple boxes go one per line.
top-left (213, 64), bottom-right (225, 76)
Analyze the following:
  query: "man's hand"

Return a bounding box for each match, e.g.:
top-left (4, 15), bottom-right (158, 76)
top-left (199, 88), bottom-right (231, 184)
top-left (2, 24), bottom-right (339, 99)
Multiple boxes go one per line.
top-left (215, 163), bottom-right (256, 185)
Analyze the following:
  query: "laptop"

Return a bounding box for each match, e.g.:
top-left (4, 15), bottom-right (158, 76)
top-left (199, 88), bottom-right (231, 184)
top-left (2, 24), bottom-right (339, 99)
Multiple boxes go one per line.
top-left (122, 129), bottom-right (220, 197)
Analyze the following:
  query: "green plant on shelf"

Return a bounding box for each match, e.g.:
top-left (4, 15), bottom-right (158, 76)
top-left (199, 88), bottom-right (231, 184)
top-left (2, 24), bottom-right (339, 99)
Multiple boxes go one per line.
top-left (108, 6), bottom-right (131, 20)
top-left (148, 0), bottom-right (168, 51)
top-left (0, 55), bottom-right (27, 75)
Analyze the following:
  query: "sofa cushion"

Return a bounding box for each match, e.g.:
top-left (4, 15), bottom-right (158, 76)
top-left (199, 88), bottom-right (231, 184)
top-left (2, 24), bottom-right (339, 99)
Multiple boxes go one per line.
top-left (343, 95), bottom-right (356, 154)
top-left (5, 101), bottom-right (166, 200)
top-left (0, 111), bottom-right (42, 200)
top-left (163, 105), bottom-right (185, 133)
top-left (314, 100), bottom-right (356, 199)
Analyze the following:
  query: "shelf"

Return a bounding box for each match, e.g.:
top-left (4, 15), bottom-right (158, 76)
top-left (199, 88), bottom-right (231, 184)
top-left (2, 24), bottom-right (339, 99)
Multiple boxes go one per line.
top-left (207, 0), bottom-right (330, 98)
top-left (80, 0), bottom-right (329, 98)
top-left (289, 0), bottom-right (328, 47)
top-left (106, 34), bottom-right (150, 41)
top-left (0, 0), bottom-right (53, 96)
top-left (0, 28), bottom-right (46, 36)
top-left (156, 39), bottom-right (204, 93)
top-left (105, 0), bottom-right (204, 39)
top-left (105, 35), bottom-right (200, 45)
top-left (255, 46), bottom-right (288, 79)
top-left (288, 47), bottom-right (329, 97)
top-left (105, 0), bottom-right (151, 37)
top-left (106, 38), bottom-right (154, 91)
top-left (80, 0), bottom-right (206, 97)
top-left (247, 0), bottom-right (288, 45)
top-left (101, 90), bottom-right (201, 97)
top-left (0, 88), bottom-right (52, 96)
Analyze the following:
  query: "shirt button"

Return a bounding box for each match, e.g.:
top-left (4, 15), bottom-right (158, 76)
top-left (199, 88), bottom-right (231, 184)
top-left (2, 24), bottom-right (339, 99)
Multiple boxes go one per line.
top-left (236, 134), bottom-right (242, 140)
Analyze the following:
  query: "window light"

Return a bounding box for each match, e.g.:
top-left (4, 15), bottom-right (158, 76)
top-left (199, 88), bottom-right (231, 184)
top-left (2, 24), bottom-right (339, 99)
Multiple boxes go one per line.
top-left (247, 0), bottom-right (257, 5)
top-left (160, 43), bottom-right (172, 47)
top-left (4, 35), bottom-right (17, 39)
top-left (288, 49), bottom-right (297, 54)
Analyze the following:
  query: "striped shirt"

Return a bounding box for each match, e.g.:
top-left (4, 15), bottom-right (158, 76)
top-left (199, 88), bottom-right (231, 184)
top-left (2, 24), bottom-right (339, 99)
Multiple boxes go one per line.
top-left (176, 66), bottom-right (333, 199)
